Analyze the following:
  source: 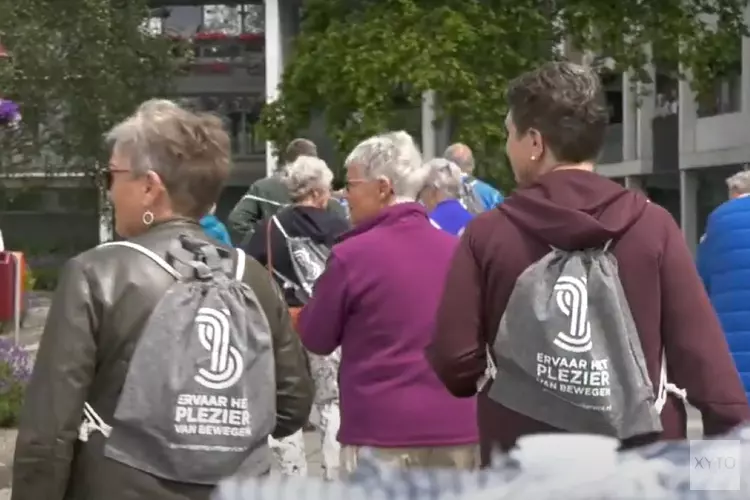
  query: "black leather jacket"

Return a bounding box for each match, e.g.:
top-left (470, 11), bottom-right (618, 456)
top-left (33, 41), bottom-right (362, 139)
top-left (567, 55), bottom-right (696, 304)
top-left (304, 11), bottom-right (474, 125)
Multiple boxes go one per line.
top-left (12, 220), bottom-right (314, 500)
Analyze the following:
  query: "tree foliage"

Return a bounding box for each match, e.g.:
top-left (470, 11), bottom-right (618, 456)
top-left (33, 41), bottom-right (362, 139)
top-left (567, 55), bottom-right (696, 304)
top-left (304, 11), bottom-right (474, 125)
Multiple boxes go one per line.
top-left (260, 0), bottom-right (748, 191)
top-left (0, 0), bottom-right (190, 183)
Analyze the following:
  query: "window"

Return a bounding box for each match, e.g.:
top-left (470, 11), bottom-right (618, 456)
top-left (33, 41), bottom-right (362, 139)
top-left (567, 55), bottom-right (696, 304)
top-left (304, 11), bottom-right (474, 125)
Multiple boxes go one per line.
top-left (180, 95), bottom-right (265, 157)
top-left (697, 64), bottom-right (742, 117)
top-left (696, 24), bottom-right (741, 118)
top-left (655, 72), bottom-right (679, 117)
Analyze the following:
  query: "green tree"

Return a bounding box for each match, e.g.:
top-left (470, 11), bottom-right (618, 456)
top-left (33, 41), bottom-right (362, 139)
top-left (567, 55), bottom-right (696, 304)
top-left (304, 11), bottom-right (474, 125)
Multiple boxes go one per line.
top-left (260, 0), bottom-right (748, 192)
top-left (0, 0), bottom-right (190, 182)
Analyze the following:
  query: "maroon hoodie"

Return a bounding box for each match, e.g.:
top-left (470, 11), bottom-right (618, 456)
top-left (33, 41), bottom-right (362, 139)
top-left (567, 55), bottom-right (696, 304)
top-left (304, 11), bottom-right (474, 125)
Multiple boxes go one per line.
top-left (427, 169), bottom-right (750, 465)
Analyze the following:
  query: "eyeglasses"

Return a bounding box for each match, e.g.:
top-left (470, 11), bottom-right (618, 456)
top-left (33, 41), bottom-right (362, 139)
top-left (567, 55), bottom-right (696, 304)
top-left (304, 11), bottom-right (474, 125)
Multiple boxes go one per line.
top-left (344, 178), bottom-right (367, 191)
top-left (101, 167), bottom-right (131, 190)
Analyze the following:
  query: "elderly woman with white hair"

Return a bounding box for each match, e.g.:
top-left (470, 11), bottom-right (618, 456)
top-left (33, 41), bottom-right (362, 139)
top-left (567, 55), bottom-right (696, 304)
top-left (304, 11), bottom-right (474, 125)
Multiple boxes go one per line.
top-left (297, 131), bottom-right (479, 476)
top-left (243, 155), bottom-right (349, 479)
top-left (12, 99), bottom-right (314, 499)
top-left (420, 158), bottom-right (475, 236)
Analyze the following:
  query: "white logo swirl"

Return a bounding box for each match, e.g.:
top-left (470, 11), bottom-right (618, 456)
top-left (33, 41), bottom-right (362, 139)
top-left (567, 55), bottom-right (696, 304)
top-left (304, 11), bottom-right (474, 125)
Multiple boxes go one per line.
top-left (292, 248), bottom-right (324, 282)
top-left (194, 307), bottom-right (244, 390)
top-left (553, 276), bottom-right (593, 353)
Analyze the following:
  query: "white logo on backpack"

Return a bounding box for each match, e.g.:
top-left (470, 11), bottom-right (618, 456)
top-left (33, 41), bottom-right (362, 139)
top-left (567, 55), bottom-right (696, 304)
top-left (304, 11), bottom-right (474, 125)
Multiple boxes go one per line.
top-left (195, 307), bottom-right (244, 390)
top-left (553, 276), bottom-right (593, 353)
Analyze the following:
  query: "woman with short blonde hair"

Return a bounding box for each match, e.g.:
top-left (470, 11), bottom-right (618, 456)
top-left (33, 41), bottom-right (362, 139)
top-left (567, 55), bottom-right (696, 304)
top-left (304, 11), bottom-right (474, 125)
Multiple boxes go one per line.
top-left (13, 99), bottom-right (314, 499)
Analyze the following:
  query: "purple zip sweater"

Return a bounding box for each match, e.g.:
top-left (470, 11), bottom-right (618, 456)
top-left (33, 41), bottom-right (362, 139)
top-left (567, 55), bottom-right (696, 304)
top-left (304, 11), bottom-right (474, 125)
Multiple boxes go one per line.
top-left (298, 203), bottom-right (478, 447)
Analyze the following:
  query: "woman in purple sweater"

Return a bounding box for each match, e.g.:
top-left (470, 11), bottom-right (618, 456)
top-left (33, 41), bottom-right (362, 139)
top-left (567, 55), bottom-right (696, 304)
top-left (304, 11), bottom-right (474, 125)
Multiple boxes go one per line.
top-left (297, 131), bottom-right (479, 476)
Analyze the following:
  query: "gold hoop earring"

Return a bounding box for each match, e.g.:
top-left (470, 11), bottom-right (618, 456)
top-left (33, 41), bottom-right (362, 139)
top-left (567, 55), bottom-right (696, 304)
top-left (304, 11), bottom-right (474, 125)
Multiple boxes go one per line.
top-left (142, 210), bottom-right (154, 226)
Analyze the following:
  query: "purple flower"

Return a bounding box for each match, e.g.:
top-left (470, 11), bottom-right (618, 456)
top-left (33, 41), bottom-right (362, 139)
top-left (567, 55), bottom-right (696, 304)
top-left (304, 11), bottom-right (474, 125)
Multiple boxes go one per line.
top-left (0, 99), bottom-right (21, 125)
top-left (0, 338), bottom-right (31, 385)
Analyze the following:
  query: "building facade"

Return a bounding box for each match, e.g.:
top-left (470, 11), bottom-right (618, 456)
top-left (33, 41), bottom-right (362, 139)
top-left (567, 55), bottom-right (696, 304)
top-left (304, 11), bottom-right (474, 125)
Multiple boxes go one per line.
top-left (156, 2), bottom-right (750, 252)
top-left (594, 8), bottom-right (750, 253)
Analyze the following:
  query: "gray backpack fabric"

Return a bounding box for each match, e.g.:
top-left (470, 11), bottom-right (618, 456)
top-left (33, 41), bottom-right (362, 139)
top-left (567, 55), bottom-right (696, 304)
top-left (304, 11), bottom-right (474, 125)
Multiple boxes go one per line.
top-left (459, 176), bottom-right (486, 215)
top-left (487, 243), bottom-right (671, 439)
top-left (270, 215), bottom-right (330, 304)
top-left (92, 236), bottom-right (276, 484)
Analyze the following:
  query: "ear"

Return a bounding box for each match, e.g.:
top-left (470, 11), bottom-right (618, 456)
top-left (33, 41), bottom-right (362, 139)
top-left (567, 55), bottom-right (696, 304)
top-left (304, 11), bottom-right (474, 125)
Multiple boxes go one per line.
top-left (377, 176), bottom-right (393, 200)
top-left (528, 127), bottom-right (545, 157)
top-left (142, 171), bottom-right (166, 206)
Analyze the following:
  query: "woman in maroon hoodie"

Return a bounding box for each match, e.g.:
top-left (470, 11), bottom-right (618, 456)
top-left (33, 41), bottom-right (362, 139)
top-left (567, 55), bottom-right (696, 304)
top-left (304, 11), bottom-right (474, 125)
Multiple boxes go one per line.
top-left (427, 61), bottom-right (750, 466)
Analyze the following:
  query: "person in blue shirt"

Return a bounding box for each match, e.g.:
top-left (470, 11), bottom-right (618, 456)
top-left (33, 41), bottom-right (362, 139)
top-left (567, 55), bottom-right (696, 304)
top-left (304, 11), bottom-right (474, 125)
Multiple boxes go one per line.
top-left (420, 158), bottom-right (474, 236)
top-left (444, 143), bottom-right (504, 211)
top-left (697, 170), bottom-right (750, 399)
top-left (200, 204), bottom-right (232, 245)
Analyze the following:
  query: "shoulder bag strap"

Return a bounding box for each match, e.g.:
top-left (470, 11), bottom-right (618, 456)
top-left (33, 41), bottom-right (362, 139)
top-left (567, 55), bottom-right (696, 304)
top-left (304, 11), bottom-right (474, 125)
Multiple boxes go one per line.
top-left (99, 241), bottom-right (246, 281)
top-left (234, 247), bottom-right (246, 281)
top-left (266, 216), bottom-right (275, 280)
top-left (98, 241), bottom-right (181, 279)
top-left (265, 216), bottom-right (302, 291)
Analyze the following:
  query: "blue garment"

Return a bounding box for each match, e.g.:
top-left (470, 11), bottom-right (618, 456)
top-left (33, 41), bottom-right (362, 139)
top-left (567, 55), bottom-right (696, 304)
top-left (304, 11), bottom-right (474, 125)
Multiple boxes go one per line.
top-left (199, 214), bottom-right (232, 246)
top-left (462, 174), bottom-right (504, 211)
top-left (429, 199), bottom-right (474, 236)
top-left (697, 195), bottom-right (750, 397)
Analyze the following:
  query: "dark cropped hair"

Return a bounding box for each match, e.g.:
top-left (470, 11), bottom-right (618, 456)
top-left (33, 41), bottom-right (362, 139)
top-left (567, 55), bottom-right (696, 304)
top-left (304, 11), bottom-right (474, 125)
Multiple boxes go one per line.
top-left (284, 138), bottom-right (318, 164)
top-left (506, 61), bottom-right (608, 164)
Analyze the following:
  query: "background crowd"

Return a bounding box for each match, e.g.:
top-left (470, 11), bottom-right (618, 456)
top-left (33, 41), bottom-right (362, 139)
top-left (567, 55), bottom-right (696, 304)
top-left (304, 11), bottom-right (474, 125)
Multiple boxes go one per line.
top-left (7, 61), bottom-right (750, 500)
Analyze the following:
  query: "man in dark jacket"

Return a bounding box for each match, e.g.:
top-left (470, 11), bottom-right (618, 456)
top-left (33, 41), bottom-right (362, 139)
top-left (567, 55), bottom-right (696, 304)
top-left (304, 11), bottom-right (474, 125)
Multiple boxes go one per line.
top-left (227, 138), bottom-right (346, 243)
top-left (427, 61), bottom-right (750, 466)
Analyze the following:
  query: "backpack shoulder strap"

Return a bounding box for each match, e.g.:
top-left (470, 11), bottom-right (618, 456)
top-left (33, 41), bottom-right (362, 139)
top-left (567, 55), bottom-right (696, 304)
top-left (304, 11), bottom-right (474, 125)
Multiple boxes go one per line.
top-left (270, 215), bottom-right (290, 239)
top-left (234, 247), bottom-right (246, 281)
top-left (99, 241), bottom-right (247, 281)
top-left (241, 194), bottom-right (286, 207)
top-left (98, 241), bottom-right (181, 279)
top-left (265, 216), bottom-right (302, 292)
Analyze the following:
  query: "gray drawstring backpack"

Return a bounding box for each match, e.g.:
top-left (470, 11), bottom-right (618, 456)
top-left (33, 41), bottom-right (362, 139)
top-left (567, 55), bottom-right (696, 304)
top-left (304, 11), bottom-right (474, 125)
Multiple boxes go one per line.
top-left (81, 235), bottom-right (276, 484)
top-left (269, 215), bottom-right (331, 304)
top-left (487, 242), bottom-right (685, 439)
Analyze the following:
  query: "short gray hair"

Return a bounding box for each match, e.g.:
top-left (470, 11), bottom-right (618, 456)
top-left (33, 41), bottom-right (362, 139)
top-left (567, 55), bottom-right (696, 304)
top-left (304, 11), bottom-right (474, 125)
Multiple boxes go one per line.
top-left (344, 131), bottom-right (426, 201)
top-left (423, 158), bottom-right (463, 198)
top-left (444, 143), bottom-right (475, 174)
top-left (280, 155), bottom-right (334, 202)
top-left (727, 170), bottom-right (750, 195)
top-left (106, 98), bottom-right (230, 217)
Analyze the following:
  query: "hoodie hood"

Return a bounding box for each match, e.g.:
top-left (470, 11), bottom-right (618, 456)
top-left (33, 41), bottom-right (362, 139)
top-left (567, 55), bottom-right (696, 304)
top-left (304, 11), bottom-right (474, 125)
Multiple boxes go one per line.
top-left (275, 205), bottom-right (349, 245)
top-left (499, 169), bottom-right (649, 250)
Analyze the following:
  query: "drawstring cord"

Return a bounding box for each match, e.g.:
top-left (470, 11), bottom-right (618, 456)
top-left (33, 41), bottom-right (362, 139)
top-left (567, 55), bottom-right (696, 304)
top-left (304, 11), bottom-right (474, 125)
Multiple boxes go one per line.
top-left (78, 402), bottom-right (112, 442)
